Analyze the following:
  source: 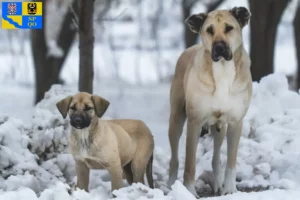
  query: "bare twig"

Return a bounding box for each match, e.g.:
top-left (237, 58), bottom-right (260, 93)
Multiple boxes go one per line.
top-left (98, 7), bottom-right (128, 21)
top-left (69, 3), bottom-right (79, 30)
top-left (206, 0), bottom-right (224, 12)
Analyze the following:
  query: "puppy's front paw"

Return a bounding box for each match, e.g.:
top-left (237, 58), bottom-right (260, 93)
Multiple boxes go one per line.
top-left (221, 168), bottom-right (237, 195)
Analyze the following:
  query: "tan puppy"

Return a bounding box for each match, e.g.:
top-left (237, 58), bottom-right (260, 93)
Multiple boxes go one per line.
top-left (167, 7), bottom-right (252, 197)
top-left (56, 92), bottom-right (154, 194)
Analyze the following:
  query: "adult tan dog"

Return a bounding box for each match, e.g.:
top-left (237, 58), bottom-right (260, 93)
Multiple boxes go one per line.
top-left (167, 7), bottom-right (252, 197)
top-left (56, 92), bottom-right (154, 195)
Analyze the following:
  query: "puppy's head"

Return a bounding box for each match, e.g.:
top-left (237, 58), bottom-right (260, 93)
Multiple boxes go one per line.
top-left (185, 7), bottom-right (251, 62)
top-left (56, 92), bottom-right (110, 129)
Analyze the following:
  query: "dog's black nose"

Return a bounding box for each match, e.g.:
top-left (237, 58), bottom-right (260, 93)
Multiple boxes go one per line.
top-left (212, 41), bottom-right (232, 62)
top-left (74, 117), bottom-right (82, 124)
top-left (70, 114), bottom-right (90, 129)
top-left (213, 41), bottom-right (226, 54)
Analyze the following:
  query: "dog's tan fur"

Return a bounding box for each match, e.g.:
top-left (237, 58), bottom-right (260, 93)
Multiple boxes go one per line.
top-left (56, 92), bottom-right (154, 194)
top-left (167, 7), bottom-right (252, 197)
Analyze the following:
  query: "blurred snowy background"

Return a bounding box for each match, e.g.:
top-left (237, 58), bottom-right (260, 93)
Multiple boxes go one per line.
top-left (1, 0), bottom-right (300, 199)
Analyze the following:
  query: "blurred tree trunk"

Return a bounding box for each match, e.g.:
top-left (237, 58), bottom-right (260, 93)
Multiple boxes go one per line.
top-left (31, 0), bottom-right (48, 104)
top-left (182, 0), bottom-right (197, 49)
top-left (294, 5), bottom-right (300, 89)
top-left (31, 0), bottom-right (79, 104)
top-left (152, 0), bottom-right (163, 82)
top-left (249, 0), bottom-right (289, 82)
top-left (183, 0), bottom-right (224, 49)
top-left (79, 0), bottom-right (94, 93)
top-left (135, 0), bottom-right (143, 85)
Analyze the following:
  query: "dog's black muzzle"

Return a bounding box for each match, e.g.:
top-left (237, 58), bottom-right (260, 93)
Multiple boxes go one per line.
top-left (70, 113), bottom-right (91, 129)
top-left (212, 41), bottom-right (232, 62)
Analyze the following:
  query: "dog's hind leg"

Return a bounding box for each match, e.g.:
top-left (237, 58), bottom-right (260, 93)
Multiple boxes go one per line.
top-left (123, 162), bottom-right (133, 185)
top-left (131, 157), bottom-right (146, 184)
top-left (167, 105), bottom-right (186, 187)
top-left (211, 123), bottom-right (227, 195)
top-left (222, 120), bottom-right (243, 195)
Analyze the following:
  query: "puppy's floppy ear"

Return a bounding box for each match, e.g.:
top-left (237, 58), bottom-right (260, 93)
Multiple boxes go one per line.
top-left (230, 7), bottom-right (251, 28)
top-left (56, 96), bottom-right (72, 119)
top-left (91, 95), bottom-right (110, 118)
top-left (185, 13), bottom-right (207, 33)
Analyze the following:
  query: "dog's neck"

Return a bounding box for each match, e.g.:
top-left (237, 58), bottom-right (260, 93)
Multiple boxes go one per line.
top-left (232, 44), bottom-right (244, 67)
top-left (196, 44), bottom-right (246, 93)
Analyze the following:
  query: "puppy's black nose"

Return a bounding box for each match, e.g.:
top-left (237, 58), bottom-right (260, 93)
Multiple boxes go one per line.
top-left (74, 117), bottom-right (82, 124)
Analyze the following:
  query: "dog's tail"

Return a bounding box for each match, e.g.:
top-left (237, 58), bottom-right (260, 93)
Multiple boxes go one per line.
top-left (146, 153), bottom-right (154, 189)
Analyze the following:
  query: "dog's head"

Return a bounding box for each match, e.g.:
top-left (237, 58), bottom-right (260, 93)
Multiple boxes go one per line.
top-left (185, 7), bottom-right (251, 62)
top-left (56, 92), bottom-right (110, 129)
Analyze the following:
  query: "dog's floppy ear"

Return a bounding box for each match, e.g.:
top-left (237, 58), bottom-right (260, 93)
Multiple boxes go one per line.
top-left (56, 96), bottom-right (73, 119)
top-left (91, 95), bottom-right (110, 118)
top-left (185, 13), bottom-right (207, 33)
top-left (230, 7), bottom-right (251, 28)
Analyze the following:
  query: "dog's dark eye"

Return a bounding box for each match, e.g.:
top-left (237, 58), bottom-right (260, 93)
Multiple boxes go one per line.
top-left (206, 26), bottom-right (214, 35)
top-left (85, 106), bottom-right (92, 111)
top-left (70, 106), bottom-right (76, 111)
top-left (225, 25), bottom-right (233, 33)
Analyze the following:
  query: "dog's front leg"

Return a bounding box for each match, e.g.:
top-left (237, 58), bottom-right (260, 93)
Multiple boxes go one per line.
top-left (76, 160), bottom-right (90, 191)
top-left (108, 164), bottom-right (124, 192)
top-left (222, 120), bottom-right (243, 195)
top-left (211, 124), bottom-right (227, 195)
top-left (183, 119), bottom-right (201, 198)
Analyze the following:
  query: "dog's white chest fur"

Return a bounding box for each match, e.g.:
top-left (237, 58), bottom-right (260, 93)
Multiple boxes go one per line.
top-left (210, 60), bottom-right (236, 114)
top-left (191, 60), bottom-right (247, 125)
top-left (73, 129), bottom-right (90, 160)
top-left (78, 130), bottom-right (90, 156)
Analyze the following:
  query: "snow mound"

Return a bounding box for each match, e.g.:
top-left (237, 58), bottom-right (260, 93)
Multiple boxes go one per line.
top-left (0, 85), bottom-right (77, 193)
top-left (29, 85), bottom-right (75, 160)
top-left (0, 116), bottom-right (70, 193)
top-left (239, 73), bottom-right (300, 189)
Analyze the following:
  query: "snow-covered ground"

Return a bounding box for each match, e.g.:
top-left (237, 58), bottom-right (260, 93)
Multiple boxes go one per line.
top-left (1, 74), bottom-right (300, 199)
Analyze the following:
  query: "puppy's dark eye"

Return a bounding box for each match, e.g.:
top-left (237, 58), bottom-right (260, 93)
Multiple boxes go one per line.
top-left (70, 106), bottom-right (76, 111)
top-left (85, 106), bottom-right (92, 111)
top-left (206, 26), bottom-right (214, 35)
top-left (225, 25), bottom-right (233, 33)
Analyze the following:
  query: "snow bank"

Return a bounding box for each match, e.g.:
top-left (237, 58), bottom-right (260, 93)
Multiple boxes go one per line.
top-left (0, 116), bottom-right (68, 193)
top-left (1, 74), bottom-right (300, 199)
top-left (239, 74), bottom-right (300, 189)
top-left (0, 85), bottom-right (76, 193)
top-left (1, 181), bottom-right (300, 200)
top-left (29, 85), bottom-right (74, 160)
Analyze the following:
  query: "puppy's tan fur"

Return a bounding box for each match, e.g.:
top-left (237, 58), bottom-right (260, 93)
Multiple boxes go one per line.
top-left (167, 8), bottom-right (252, 197)
top-left (56, 92), bottom-right (154, 193)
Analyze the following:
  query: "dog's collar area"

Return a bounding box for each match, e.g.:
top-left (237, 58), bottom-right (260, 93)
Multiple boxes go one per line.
top-left (211, 57), bottom-right (232, 63)
top-left (72, 126), bottom-right (85, 130)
